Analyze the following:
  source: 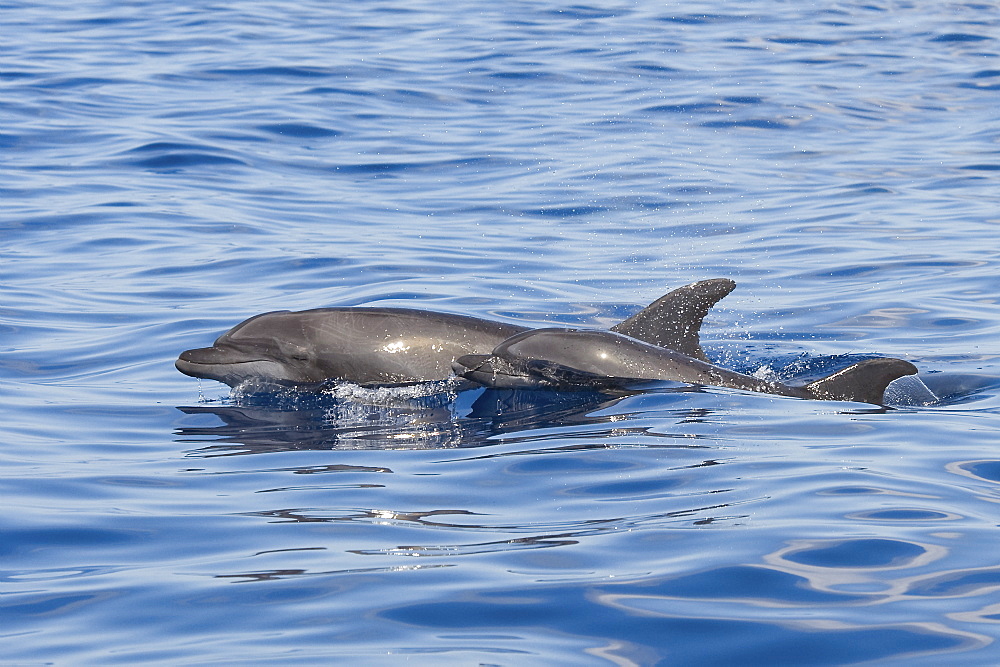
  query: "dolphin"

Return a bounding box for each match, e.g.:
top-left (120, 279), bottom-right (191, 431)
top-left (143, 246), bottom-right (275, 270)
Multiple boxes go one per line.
top-left (175, 278), bottom-right (736, 388)
top-left (453, 328), bottom-right (918, 405)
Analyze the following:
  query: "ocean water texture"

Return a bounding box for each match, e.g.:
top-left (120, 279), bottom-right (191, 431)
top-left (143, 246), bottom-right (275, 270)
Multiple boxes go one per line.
top-left (3, 0), bottom-right (1000, 664)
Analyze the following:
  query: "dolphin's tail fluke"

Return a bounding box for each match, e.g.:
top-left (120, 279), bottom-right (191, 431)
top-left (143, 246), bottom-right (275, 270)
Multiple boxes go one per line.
top-left (805, 358), bottom-right (918, 405)
top-left (611, 278), bottom-right (736, 361)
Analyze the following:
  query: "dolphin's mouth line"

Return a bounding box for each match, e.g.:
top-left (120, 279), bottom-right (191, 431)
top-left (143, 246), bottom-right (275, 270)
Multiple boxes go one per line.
top-left (180, 358), bottom-right (270, 366)
top-left (174, 350), bottom-right (282, 383)
top-left (453, 354), bottom-right (490, 373)
top-left (176, 346), bottom-right (274, 366)
top-left (453, 354), bottom-right (524, 379)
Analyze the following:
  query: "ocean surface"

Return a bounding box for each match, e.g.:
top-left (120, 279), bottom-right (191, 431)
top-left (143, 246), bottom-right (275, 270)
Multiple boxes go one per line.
top-left (4, 0), bottom-right (1000, 664)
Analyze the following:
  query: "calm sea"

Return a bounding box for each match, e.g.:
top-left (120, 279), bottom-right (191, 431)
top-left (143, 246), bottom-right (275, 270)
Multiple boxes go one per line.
top-left (4, 1), bottom-right (1000, 664)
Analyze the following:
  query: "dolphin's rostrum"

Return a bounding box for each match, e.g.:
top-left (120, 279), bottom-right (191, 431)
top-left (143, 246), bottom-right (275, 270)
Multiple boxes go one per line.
top-left (176, 278), bottom-right (917, 405)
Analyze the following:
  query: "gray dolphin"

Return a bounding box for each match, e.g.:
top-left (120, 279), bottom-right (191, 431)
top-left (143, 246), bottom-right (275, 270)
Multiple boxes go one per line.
top-left (453, 328), bottom-right (918, 405)
top-left (176, 279), bottom-right (735, 388)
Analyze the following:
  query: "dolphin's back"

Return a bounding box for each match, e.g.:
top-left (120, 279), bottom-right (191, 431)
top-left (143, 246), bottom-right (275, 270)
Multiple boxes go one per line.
top-left (271, 308), bottom-right (529, 385)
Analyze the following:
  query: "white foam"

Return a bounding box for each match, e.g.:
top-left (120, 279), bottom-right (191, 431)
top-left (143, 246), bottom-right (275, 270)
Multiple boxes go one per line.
top-left (752, 365), bottom-right (780, 382)
top-left (323, 376), bottom-right (463, 406)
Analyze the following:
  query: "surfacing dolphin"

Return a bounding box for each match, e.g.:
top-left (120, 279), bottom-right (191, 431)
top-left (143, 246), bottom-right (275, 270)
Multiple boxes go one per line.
top-left (453, 328), bottom-right (918, 405)
top-left (175, 279), bottom-right (736, 388)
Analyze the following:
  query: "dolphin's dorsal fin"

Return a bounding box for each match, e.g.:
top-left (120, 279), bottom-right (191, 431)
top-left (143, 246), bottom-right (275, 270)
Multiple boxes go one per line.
top-left (805, 357), bottom-right (918, 405)
top-left (611, 278), bottom-right (736, 361)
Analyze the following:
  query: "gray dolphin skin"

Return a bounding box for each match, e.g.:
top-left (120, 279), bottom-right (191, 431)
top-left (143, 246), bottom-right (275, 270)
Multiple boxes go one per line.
top-left (454, 328), bottom-right (918, 405)
top-left (176, 279), bottom-right (735, 388)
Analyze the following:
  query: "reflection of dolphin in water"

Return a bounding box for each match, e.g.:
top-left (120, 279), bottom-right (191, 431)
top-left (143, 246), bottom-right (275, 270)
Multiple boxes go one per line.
top-left (176, 279), bottom-right (735, 388)
top-left (176, 388), bottom-right (641, 455)
top-left (455, 329), bottom-right (917, 405)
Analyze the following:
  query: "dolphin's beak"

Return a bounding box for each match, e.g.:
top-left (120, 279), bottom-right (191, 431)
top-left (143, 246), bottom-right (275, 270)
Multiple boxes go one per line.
top-left (178, 345), bottom-right (263, 365)
top-left (452, 354), bottom-right (491, 376)
top-left (454, 354), bottom-right (546, 389)
top-left (176, 346), bottom-right (264, 374)
top-left (175, 345), bottom-right (274, 383)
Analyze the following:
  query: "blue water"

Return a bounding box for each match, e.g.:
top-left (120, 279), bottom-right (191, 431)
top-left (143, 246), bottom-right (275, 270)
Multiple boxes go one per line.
top-left (4, 0), bottom-right (1000, 663)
